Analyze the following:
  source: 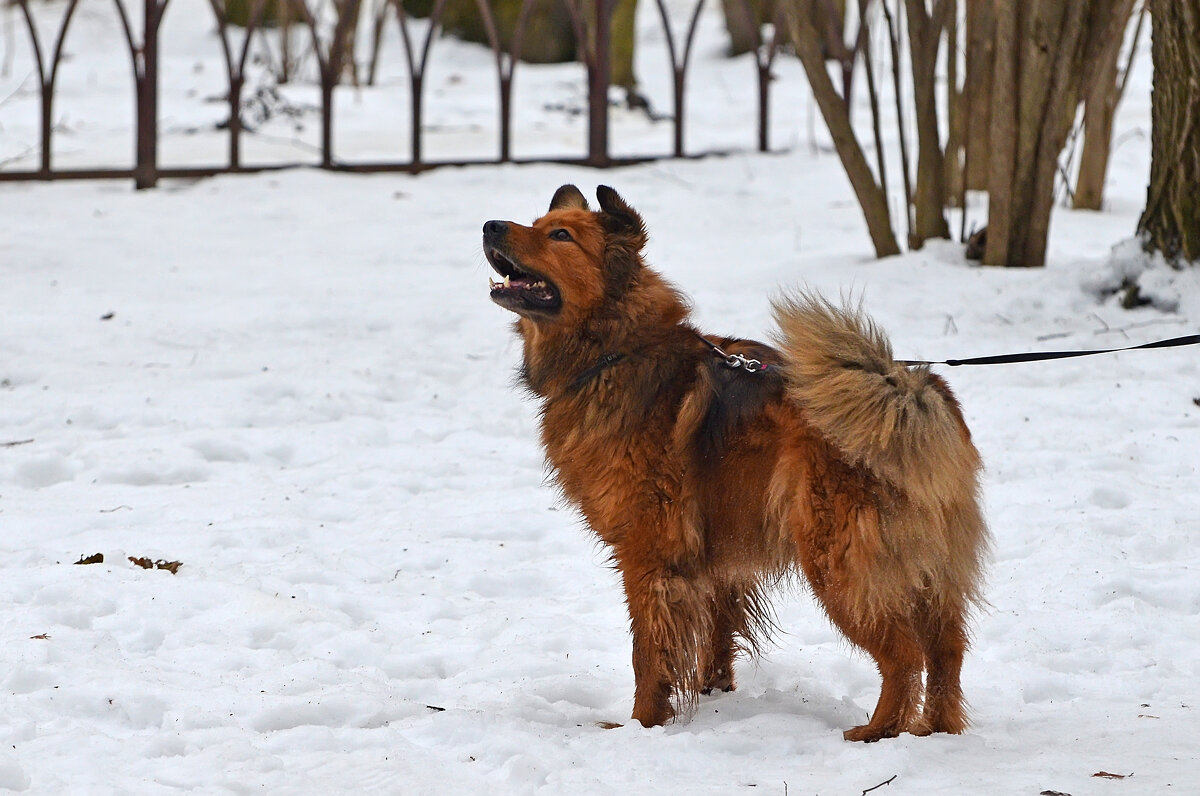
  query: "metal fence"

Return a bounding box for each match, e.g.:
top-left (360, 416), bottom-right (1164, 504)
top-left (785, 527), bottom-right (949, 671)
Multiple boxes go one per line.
top-left (2, 0), bottom-right (791, 188)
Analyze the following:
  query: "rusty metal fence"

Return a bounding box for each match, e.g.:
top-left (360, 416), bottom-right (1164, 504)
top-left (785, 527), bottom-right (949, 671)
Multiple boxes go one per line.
top-left (1, 0), bottom-right (791, 188)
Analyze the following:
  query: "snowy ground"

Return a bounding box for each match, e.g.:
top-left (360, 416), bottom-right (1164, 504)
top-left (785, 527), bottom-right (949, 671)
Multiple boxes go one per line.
top-left (3, 2), bottom-right (1200, 795)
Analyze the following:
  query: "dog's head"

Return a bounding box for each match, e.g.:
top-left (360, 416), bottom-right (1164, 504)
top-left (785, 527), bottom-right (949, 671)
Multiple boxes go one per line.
top-left (483, 185), bottom-right (647, 326)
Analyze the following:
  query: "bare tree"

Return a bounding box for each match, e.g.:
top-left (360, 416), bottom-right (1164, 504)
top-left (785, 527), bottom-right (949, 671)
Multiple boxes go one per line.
top-left (982, 1), bottom-right (1134, 268)
top-left (960, 0), bottom-right (993, 192)
top-left (1073, 0), bottom-right (1142, 210)
top-left (1136, 0), bottom-right (1200, 264)
top-left (782, 1), bottom-right (901, 258)
top-left (903, 0), bottom-right (951, 244)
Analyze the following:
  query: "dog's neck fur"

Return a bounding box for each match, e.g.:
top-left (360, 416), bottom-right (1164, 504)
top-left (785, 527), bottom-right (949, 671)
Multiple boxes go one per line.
top-left (517, 267), bottom-right (693, 399)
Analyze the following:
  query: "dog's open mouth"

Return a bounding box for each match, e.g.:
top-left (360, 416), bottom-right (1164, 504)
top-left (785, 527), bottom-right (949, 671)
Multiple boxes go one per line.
top-left (487, 248), bottom-right (561, 313)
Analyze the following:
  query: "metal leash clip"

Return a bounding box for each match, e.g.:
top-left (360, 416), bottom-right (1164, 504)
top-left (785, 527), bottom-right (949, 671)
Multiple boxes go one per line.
top-left (723, 353), bottom-right (763, 372)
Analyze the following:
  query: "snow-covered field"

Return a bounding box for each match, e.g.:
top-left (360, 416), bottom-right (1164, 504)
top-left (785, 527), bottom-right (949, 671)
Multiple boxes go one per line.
top-left (3, 2), bottom-right (1199, 794)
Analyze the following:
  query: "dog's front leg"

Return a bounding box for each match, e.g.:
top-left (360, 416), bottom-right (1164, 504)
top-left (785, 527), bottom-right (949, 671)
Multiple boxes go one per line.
top-left (700, 585), bottom-right (744, 694)
top-left (621, 564), bottom-right (711, 727)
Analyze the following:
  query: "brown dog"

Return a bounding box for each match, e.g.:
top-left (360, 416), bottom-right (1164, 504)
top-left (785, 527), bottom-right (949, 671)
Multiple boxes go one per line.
top-left (484, 185), bottom-right (988, 741)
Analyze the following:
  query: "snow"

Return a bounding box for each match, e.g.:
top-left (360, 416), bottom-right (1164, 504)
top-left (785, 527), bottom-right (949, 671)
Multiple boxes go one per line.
top-left (2, 1), bottom-right (1199, 794)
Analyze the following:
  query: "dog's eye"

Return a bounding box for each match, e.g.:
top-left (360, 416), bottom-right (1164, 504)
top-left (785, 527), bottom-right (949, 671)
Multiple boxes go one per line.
top-left (549, 228), bottom-right (573, 242)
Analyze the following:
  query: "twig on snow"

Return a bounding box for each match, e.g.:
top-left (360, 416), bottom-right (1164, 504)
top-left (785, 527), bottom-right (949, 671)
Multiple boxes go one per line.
top-left (862, 774), bottom-right (897, 795)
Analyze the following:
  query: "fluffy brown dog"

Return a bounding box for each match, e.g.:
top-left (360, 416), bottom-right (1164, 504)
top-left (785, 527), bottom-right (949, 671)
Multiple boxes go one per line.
top-left (484, 185), bottom-right (988, 741)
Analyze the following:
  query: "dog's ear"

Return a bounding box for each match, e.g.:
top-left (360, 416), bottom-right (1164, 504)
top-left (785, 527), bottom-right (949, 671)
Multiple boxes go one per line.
top-left (596, 186), bottom-right (646, 244)
top-left (549, 184), bottom-right (589, 212)
top-left (595, 186), bottom-right (646, 300)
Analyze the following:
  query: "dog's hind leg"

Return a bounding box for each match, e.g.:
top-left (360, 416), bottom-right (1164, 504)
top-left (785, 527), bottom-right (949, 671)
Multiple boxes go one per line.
top-left (808, 569), bottom-right (924, 741)
top-left (912, 596), bottom-right (969, 735)
top-left (700, 586), bottom-right (744, 695)
top-left (836, 613), bottom-right (925, 742)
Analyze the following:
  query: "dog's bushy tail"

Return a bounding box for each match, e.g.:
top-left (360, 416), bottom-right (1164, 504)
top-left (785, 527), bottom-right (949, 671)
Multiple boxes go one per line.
top-left (771, 292), bottom-right (981, 513)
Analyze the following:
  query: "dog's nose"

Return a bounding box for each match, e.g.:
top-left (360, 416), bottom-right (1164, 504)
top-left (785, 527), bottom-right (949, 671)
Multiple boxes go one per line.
top-left (483, 220), bottom-right (508, 238)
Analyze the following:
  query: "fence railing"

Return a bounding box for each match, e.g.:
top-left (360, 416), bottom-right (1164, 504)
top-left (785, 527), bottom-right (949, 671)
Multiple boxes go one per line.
top-left (1, 0), bottom-right (793, 188)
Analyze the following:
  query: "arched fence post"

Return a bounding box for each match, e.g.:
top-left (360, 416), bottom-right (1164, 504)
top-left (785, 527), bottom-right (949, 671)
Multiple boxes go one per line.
top-left (651, 0), bottom-right (705, 158)
top-left (298, 0), bottom-right (364, 169)
top-left (733, 0), bottom-right (783, 153)
top-left (207, 0), bottom-right (270, 170)
top-left (563, 0), bottom-right (612, 166)
top-left (15, 0), bottom-right (82, 178)
top-left (112, 0), bottom-right (170, 188)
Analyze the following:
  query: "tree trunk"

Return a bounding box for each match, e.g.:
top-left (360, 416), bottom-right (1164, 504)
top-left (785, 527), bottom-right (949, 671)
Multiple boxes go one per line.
top-left (609, 0), bottom-right (637, 91)
top-left (721, 0), bottom-right (847, 59)
top-left (961, 0), bottom-right (993, 191)
top-left (904, 0), bottom-right (951, 245)
top-left (1136, 0), bottom-right (1200, 264)
top-left (782, 2), bottom-right (901, 258)
top-left (1072, 41), bottom-right (1121, 210)
top-left (438, 0), bottom-right (577, 63)
top-left (1073, 0), bottom-right (1138, 210)
top-left (982, 1), bottom-right (1130, 268)
top-left (944, 0), bottom-right (963, 208)
top-left (721, 0), bottom-right (761, 56)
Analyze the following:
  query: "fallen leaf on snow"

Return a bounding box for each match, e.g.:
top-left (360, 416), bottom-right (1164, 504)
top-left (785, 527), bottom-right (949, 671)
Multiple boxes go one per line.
top-left (129, 556), bottom-right (183, 574)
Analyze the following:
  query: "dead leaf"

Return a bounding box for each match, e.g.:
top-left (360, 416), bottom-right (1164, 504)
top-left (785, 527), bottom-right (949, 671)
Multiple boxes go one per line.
top-left (30, 634), bottom-right (50, 640)
top-left (596, 721), bottom-right (623, 730)
top-left (1092, 772), bottom-right (1130, 780)
top-left (129, 556), bottom-right (182, 574)
top-left (74, 553), bottom-right (104, 565)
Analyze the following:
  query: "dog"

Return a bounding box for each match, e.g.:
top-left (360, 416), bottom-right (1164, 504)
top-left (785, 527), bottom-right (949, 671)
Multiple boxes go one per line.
top-left (484, 185), bottom-right (988, 741)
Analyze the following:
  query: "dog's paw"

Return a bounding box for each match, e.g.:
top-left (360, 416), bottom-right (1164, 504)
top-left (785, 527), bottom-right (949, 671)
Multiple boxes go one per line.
top-left (843, 723), bottom-right (902, 743)
top-left (700, 666), bottom-right (735, 695)
top-left (700, 680), bottom-right (735, 696)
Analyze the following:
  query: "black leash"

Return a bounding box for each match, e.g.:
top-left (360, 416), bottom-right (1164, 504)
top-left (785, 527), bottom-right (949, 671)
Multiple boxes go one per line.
top-left (569, 332), bottom-right (1199, 385)
top-left (901, 333), bottom-right (1200, 367)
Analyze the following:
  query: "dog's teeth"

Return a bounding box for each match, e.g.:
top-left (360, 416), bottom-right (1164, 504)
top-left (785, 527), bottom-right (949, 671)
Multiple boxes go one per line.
top-left (533, 281), bottom-right (546, 288)
top-left (503, 275), bottom-right (511, 288)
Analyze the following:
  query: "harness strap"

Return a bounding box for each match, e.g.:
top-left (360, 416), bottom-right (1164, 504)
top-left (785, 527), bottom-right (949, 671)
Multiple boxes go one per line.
top-left (568, 352), bottom-right (625, 389)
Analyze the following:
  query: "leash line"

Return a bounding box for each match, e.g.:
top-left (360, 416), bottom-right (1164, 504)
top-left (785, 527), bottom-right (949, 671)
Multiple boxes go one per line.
top-left (901, 333), bottom-right (1200, 367)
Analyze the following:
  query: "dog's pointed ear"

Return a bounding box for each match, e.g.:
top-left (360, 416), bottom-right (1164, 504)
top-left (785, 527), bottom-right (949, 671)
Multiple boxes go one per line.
top-left (596, 185), bottom-right (647, 251)
top-left (549, 184), bottom-right (589, 212)
top-left (595, 186), bottom-right (647, 298)
top-left (596, 185), bottom-right (643, 232)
